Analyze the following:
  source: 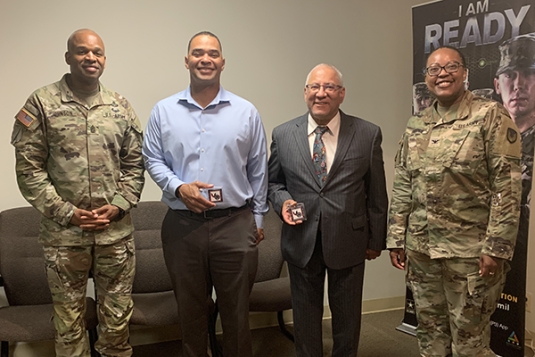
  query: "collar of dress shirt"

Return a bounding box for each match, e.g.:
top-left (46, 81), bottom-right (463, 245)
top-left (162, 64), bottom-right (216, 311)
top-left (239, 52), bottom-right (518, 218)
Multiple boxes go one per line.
top-left (307, 111), bottom-right (341, 138)
top-left (177, 85), bottom-right (231, 108)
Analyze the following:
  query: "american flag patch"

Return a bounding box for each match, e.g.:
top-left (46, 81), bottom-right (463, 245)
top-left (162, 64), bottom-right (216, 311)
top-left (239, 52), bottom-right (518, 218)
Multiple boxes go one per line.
top-left (16, 108), bottom-right (36, 127)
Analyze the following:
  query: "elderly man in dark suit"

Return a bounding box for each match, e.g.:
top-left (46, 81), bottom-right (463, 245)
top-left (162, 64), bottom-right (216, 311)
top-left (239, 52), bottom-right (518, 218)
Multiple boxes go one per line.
top-left (268, 63), bottom-right (388, 357)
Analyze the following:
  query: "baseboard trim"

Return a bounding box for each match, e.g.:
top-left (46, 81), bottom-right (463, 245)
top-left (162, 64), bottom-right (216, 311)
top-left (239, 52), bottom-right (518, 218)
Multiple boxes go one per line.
top-left (362, 295), bottom-right (406, 314)
top-left (132, 295), bottom-right (408, 345)
top-left (249, 295), bottom-right (406, 330)
top-left (11, 296), bottom-right (534, 355)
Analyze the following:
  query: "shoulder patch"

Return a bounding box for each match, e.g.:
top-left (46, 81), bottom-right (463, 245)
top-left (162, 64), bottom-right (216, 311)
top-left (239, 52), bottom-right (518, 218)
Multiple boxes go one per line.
top-left (507, 127), bottom-right (518, 144)
top-left (15, 108), bottom-right (37, 128)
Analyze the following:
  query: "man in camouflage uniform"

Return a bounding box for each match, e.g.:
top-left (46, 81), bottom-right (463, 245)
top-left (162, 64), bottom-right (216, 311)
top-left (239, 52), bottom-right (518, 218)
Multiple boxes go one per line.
top-left (11, 29), bottom-right (144, 357)
top-left (494, 33), bottom-right (535, 241)
top-left (388, 46), bottom-right (521, 356)
top-left (412, 82), bottom-right (435, 115)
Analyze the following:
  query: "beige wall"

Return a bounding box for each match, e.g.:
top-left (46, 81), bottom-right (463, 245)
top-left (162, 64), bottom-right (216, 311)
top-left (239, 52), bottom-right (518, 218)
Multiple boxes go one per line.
top-left (2, 0), bottom-right (532, 337)
top-left (1, 0), bottom-right (426, 303)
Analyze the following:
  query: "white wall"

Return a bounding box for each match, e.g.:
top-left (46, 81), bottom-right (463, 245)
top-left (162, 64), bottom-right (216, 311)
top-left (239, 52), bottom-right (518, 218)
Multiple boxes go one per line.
top-left (1, 0), bottom-right (434, 304)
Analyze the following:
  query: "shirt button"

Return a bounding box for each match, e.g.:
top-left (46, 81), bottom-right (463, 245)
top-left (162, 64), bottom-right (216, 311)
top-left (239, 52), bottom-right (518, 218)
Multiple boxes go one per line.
top-left (90, 126), bottom-right (96, 133)
top-left (201, 168), bottom-right (204, 171)
top-left (202, 128), bottom-right (205, 132)
top-left (201, 149), bottom-right (205, 153)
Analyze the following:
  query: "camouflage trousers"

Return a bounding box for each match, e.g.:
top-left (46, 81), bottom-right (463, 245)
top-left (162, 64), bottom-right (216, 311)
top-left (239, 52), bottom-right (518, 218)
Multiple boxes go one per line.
top-left (43, 235), bottom-right (136, 357)
top-left (406, 249), bottom-right (506, 357)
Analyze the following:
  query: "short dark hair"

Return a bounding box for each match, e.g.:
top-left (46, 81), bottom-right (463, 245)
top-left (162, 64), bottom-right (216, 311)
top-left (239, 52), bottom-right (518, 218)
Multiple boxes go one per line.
top-left (187, 31), bottom-right (222, 53)
top-left (427, 45), bottom-right (466, 66)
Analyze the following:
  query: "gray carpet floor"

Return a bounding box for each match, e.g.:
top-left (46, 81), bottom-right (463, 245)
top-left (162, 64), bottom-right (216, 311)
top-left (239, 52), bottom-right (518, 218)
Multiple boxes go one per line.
top-left (132, 308), bottom-right (421, 356)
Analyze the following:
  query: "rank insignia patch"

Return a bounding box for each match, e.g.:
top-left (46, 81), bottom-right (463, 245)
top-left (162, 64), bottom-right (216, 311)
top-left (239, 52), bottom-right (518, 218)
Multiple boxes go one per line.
top-left (507, 128), bottom-right (517, 144)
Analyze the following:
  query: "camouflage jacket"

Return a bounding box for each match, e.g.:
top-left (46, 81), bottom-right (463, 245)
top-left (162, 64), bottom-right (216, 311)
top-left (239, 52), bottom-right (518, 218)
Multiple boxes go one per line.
top-left (386, 91), bottom-right (521, 260)
top-left (11, 74), bottom-right (145, 246)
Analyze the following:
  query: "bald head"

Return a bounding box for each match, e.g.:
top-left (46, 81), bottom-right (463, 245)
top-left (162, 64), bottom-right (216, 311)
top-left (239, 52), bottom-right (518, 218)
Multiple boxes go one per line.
top-left (65, 29), bottom-right (106, 90)
top-left (305, 64), bottom-right (344, 86)
top-left (67, 29), bottom-right (105, 53)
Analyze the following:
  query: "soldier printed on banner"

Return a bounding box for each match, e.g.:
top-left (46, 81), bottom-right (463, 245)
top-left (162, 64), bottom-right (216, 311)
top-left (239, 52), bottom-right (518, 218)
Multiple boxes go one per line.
top-left (412, 82), bottom-right (435, 115)
top-left (494, 32), bottom-right (535, 250)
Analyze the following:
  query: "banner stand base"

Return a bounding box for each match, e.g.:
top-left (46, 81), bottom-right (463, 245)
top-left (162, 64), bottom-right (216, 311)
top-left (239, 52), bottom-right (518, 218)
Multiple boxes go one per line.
top-left (396, 322), bottom-right (417, 337)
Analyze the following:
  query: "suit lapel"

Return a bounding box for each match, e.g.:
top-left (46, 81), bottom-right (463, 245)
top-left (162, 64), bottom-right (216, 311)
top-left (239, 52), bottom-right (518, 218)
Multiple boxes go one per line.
top-left (326, 112), bottom-right (356, 186)
top-left (292, 114), bottom-right (323, 188)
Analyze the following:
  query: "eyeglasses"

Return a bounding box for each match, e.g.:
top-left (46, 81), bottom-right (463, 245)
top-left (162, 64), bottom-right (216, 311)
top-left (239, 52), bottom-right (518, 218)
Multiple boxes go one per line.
top-left (305, 83), bottom-right (342, 93)
top-left (424, 62), bottom-right (464, 76)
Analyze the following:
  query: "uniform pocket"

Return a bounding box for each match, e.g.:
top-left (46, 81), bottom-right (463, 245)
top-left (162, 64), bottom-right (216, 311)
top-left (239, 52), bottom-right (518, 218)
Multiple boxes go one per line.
top-left (466, 272), bottom-right (479, 296)
top-left (125, 238), bottom-right (135, 257)
top-left (43, 246), bottom-right (64, 293)
top-left (447, 129), bottom-right (484, 171)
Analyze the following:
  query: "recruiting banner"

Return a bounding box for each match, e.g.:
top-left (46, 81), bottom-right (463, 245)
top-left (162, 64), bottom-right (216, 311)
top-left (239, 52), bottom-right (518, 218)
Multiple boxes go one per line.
top-left (401, 1), bottom-right (535, 356)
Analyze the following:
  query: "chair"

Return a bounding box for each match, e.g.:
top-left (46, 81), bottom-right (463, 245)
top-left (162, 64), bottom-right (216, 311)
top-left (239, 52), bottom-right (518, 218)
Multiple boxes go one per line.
top-left (0, 206), bottom-right (98, 357)
top-left (129, 201), bottom-right (176, 327)
top-left (248, 206), bottom-right (294, 341)
top-left (129, 201), bottom-right (220, 356)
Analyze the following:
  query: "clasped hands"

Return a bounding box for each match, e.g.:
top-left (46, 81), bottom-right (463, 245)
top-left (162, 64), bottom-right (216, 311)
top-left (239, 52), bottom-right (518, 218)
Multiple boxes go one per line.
top-left (69, 204), bottom-right (121, 231)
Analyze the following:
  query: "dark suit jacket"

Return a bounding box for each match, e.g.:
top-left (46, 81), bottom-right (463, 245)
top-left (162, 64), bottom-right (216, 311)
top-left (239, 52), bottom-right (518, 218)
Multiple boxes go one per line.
top-left (268, 111), bottom-right (388, 270)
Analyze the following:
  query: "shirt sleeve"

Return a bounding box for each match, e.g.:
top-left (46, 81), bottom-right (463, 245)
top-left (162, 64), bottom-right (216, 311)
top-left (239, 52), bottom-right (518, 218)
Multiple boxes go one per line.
top-left (482, 105), bottom-right (522, 260)
top-left (386, 133), bottom-right (412, 250)
top-left (267, 129), bottom-right (294, 218)
top-left (247, 111), bottom-right (269, 228)
top-left (143, 105), bottom-right (185, 198)
top-left (365, 127), bottom-right (388, 251)
top-left (11, 95), bottom-right (75, 226)
top-left (111, 105), bottom-right (145, 211)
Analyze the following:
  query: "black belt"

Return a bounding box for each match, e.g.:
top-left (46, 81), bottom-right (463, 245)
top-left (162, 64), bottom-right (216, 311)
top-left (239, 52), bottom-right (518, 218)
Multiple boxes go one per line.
top-left (178, 205), bottom-right (248, 219)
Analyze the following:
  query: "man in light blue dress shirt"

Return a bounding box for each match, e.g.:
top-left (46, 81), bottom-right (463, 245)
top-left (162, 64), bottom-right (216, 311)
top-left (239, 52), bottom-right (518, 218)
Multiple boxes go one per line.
top-left (142, 31), bottom-right (268, 357)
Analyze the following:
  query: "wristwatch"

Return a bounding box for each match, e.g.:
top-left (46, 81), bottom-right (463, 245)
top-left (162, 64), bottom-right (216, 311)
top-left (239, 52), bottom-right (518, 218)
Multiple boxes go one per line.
top-left (114, 206), bottom-right (126, 221)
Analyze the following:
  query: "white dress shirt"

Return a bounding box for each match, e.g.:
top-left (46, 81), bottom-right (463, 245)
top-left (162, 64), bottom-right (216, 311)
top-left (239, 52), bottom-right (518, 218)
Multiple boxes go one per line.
top-left (307, 112), bottom-right (341, 173)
